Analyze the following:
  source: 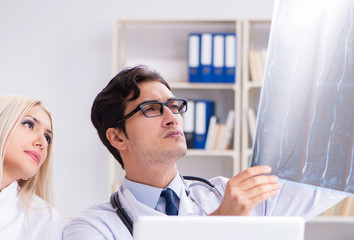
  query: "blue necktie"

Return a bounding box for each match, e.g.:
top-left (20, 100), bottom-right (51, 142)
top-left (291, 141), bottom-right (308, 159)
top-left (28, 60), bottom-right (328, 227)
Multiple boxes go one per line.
top-left (160, 188), bottom-right (178, 215)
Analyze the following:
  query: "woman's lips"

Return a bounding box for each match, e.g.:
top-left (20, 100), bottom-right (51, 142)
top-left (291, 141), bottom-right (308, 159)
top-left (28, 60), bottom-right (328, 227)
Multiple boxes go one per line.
top-left (25, 151), bottom-right (41, 164)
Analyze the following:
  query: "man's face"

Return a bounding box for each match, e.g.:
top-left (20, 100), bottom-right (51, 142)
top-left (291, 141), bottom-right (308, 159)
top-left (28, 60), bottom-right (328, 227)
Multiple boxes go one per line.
top-left (122, 81), bottom-right (187, 168)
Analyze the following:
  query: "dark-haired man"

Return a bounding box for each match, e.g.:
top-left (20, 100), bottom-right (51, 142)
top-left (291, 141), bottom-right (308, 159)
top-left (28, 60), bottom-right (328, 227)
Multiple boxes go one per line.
top-left (63, 66), bottom-right (344, 240)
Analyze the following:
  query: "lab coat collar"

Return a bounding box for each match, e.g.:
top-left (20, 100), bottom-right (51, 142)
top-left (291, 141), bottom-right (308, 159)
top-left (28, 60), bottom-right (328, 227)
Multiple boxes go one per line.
top-left (118, 178), bottom-right (199, 222)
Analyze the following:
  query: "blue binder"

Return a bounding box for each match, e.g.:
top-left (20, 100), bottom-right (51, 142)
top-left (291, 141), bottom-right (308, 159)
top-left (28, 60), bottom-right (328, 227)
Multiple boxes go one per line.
top-left (188, 33), bottom-right (201, 83)
top-left (194, 100), bottom-right (215, 149)
top-left (224, 33), bottom-right (236, 83)
top-left (200, 33), bottom-right (213, 83)
top-left (212, 33), bottom-right (225, 83)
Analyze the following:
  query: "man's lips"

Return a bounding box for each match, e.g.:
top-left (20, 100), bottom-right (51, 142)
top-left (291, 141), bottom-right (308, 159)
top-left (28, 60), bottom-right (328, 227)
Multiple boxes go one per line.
top-left (25, 151), bottom-right (41, 164)
top-left (164, 130), bottom-right (183, 138)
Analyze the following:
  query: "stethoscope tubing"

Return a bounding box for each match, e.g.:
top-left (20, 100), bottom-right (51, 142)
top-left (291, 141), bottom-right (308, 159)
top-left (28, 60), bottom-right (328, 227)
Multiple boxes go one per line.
top-left (110, 175), bottom-right (224, 235)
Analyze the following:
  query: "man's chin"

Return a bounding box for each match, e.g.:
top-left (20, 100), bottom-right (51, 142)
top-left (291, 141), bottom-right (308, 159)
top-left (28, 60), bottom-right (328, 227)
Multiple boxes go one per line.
top-left (166, 145), bottom-right (187, 160)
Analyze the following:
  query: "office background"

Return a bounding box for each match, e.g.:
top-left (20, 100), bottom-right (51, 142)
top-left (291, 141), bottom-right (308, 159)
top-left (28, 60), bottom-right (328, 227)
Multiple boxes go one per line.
top-left (0, 0), bottom-right (274, 218)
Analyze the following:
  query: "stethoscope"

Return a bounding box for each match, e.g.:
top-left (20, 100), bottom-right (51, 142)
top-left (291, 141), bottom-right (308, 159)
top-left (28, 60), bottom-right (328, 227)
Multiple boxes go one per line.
top-left (110, 175), bottom-right (224, 235)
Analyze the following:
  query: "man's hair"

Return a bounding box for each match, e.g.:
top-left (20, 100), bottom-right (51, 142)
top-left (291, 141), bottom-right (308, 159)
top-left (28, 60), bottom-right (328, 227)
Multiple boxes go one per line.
top-left (91, 65), bottom-right (171, 169)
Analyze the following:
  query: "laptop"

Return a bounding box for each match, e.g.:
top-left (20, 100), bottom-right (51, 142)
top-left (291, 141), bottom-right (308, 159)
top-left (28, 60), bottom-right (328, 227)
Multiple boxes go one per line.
top-left (305, 217), bottom-right (354, 240)
top-left (133, 216), bottom-right (305, 240)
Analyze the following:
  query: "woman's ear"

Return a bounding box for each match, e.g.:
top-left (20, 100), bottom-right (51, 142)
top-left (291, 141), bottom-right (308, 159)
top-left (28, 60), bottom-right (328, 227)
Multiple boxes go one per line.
top-left (106, 128), bottom-right (126, 151)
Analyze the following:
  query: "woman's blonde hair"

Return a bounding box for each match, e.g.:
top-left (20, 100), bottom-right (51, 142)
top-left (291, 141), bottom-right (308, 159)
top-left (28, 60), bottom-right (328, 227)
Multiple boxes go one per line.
top-left (0, 95), bottom-right (54, 208)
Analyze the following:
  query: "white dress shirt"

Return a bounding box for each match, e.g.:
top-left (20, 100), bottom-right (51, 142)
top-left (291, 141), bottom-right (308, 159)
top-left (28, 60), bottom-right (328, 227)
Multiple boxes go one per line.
top-left (122, 174), bottom-right (182, 214)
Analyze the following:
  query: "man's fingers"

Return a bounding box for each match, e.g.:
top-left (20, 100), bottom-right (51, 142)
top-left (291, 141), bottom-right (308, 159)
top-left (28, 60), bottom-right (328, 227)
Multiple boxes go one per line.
top-left (245, 181), bottom-right (282, 199)
top-left (229, 173), bottom-right (280, 192)
top-left (230, 165), bottom-right (272, 183)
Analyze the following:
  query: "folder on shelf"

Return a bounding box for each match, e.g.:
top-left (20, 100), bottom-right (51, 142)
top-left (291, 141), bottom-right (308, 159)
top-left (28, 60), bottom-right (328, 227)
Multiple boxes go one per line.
top-left (225, 33), bottom-right (236, 83)
top-left (200, 33), bottom-right (213, 83)
top-left (188, 33), bottom-right (201, 83)
top-left (212, 34), bottom-right (225, 83)
top-left (183, 99), bottom-right (195, 148)
top-left (194, 100), bottom-right (215, 149)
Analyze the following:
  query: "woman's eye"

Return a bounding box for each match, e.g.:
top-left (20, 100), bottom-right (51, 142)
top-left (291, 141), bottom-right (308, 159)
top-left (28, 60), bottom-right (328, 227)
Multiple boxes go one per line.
top-left (45, 135), bottom-right (52, 145)
top-left (22, 120), bottom-right (34, 129)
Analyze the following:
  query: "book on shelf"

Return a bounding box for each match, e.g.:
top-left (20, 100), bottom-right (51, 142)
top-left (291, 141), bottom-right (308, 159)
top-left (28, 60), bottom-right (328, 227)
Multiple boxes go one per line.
top-left (204, 115), bottom-right (218, 150)
top-left (323, 197), bottom-right (354, 216)
top-left (220, 110), bottom-right (235, 150)
top-left (188, 32), bottom-right (236, 83)
top-left (215, 123), bottom-right (227, 150)
top-left (247, 108), bottom-right (257, 142)
top-left (183, 100), bottom-right (234, 151)
top-left (203, 110), bottom-right (234, 151)
top-left (249, 49), bottom-right (267, 83)
top-left (210, 123), bottom-right (222, 150)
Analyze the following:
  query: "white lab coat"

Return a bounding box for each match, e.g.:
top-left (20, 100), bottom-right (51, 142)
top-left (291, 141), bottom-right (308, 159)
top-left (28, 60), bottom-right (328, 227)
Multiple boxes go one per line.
top-left (63, 176), bottom-right (345, 240)
top-left (0, 181), bottom-right (62, 240)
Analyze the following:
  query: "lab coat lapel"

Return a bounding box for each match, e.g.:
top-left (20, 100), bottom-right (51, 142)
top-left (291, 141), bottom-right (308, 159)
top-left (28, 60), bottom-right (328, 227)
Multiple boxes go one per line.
top-left (119, 187), bottom-right (165, 222)
top-left (178, 182), bottom-right (201, 216)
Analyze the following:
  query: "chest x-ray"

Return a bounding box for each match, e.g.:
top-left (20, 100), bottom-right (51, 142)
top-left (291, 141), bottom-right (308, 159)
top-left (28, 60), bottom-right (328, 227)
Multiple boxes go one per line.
top-left (251, 0), bottom-right (354, 195)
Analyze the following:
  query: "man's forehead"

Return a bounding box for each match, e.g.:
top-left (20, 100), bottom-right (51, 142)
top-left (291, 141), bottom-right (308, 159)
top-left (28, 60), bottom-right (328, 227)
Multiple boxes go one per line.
top-left (136, 81), bottom-right (174, 100)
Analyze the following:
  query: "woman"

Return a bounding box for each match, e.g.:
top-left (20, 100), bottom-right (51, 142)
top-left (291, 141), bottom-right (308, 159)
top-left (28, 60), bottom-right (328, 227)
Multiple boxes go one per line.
top-left (0, 95), bottom-right (62, 239)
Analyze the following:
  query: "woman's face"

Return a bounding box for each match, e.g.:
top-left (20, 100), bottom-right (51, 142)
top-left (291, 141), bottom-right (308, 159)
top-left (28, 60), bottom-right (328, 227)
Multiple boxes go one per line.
top-left (3, 107), bottom-right (53, 182)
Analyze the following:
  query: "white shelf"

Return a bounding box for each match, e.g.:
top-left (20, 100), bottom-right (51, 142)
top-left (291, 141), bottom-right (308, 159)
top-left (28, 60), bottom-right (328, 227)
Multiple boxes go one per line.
top-left (111, 17), bottom-right (242, 192)
top-left (170, 82), bottom-right (238, 91)
top-left (246, 81), bottom-right (263, 89)
top-left (186, 149), bottom-right (237, 158)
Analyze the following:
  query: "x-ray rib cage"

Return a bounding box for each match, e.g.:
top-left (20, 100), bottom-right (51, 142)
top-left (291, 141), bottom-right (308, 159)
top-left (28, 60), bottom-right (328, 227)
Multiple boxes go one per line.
top-left (251, 0), bottom-right (354, 195)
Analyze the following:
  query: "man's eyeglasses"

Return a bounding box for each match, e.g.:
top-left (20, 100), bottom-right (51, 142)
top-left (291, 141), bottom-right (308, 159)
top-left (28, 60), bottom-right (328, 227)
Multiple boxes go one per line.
top-left (116, 98), bottom-right (188, 126)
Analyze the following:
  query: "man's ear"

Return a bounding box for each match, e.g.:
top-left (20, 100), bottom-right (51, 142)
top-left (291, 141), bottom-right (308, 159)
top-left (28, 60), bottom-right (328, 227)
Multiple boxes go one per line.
top-left (106, 128), bottom-right (126, 151)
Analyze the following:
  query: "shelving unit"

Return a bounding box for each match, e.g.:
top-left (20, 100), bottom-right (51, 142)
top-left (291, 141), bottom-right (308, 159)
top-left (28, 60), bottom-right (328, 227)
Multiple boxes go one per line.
top-left (108, 17), bottom-right (354, 223)
top-left (241, 19), bottom-right (271, 170)
top-left (110, 18), bottom-right (242, 193)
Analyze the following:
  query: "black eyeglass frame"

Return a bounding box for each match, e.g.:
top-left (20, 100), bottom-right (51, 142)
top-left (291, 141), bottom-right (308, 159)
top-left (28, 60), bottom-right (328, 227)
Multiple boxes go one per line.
top-left (116, 98), bottom-right (188, 126)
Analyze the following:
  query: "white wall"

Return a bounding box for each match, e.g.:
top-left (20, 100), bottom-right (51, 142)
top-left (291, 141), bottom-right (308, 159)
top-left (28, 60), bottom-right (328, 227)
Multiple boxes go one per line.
top-left (0, 0), bottom-right (274, 218)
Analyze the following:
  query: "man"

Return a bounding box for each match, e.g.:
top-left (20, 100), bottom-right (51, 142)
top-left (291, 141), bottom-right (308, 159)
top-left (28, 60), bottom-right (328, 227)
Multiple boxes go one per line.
top-left (63, 66), bottom-right (344, 240)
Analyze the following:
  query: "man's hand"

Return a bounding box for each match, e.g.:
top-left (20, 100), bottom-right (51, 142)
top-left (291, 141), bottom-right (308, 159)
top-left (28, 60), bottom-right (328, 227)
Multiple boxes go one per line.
top-left (210, 165), bottom-right (281, 216)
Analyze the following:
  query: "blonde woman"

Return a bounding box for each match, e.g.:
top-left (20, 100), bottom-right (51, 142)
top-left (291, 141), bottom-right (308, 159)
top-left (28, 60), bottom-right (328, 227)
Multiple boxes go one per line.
top-left (0, 95), bottom-right (62, 239)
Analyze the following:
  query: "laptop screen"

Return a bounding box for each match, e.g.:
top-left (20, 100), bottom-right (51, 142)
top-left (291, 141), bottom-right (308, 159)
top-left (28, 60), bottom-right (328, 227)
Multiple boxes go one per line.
top-left (133, 216), bottom-right (305, 240)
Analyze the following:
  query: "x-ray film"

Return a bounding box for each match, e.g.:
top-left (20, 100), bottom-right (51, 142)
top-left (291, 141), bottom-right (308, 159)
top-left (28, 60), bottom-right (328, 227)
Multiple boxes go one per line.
top-left (251, 0), bottom-right (354, 195)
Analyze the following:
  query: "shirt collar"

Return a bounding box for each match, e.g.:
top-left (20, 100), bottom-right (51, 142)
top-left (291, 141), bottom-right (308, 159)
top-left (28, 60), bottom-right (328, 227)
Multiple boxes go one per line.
top-left (122, 173), bottom-right (183, 209)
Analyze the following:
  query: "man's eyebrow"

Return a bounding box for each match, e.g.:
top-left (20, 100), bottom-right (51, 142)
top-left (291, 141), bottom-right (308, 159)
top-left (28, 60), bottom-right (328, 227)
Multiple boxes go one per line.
top-left (24, 115), bottom-right (53, 136)
top-left (136, 97), bottom-right (177, 106)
